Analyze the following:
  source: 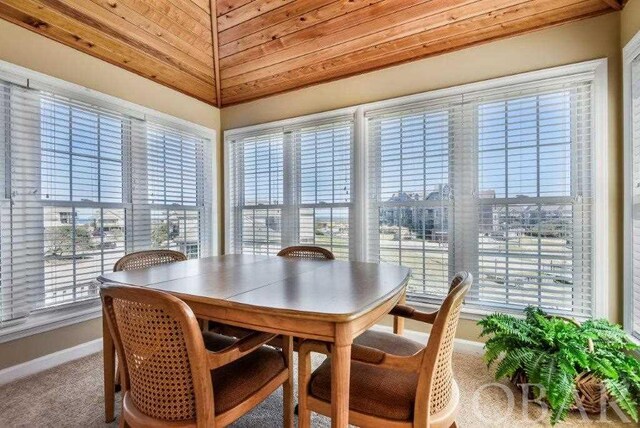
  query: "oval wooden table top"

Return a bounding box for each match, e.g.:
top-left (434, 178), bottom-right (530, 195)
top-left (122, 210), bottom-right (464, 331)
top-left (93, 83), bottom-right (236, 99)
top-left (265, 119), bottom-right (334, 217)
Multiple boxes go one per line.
top-left (98, 254), bottom-right (411, 322)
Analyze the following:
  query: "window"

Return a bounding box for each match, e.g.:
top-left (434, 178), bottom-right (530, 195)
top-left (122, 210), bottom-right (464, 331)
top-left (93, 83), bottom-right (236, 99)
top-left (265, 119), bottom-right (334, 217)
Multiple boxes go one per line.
top-left (227, 118), bottom-right (354, 259)
top-left (228, 130), bottom-right (284, 256)
top-left (295, 122), bottom-right (352, 259)
top-left (131, 123), bottom-right (211, 259)
top-left (625, 32), bottom-right (640, 340)
top-left (0, 70), bottom-right (214, 329)
top-left (40, 94), bottom-right (127, 307)
top-left (367, 103), bottom-right (453, 298)
top-left (367, 80), bottom-right (594, 317)
top-left (470, 84), bottom-right (593, 316)
top-left (226, 61), bottom-right (606, 319)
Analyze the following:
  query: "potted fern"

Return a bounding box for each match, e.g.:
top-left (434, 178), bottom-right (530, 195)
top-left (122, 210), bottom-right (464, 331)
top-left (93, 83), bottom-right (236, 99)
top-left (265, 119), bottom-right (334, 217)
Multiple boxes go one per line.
top-left (478, 307), bottom-right (640, 425)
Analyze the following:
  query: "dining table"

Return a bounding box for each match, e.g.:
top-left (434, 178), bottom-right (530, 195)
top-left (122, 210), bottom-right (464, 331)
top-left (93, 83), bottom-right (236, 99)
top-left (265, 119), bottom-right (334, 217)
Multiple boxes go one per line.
top-left (98, 254), bottom-right (410, 428)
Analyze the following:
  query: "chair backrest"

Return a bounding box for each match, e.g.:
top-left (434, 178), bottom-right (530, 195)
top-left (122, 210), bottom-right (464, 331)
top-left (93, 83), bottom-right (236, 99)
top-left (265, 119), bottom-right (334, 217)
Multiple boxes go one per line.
top-left (101, 284), bottom-right (214, 426)
top-left (113, 249), bottom-right (188, 272)
top-left (277, 246), bottom-right (335, 260)
top-left (415, 272), bottom-right (472, 418)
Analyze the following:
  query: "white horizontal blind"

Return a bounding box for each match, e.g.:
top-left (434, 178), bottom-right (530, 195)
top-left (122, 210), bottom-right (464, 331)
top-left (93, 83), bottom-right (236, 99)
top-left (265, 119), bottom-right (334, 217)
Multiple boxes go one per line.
top-left (225, 63), bottom-right (601, 319)
top-left (227, 117), bottom-right (354, 257)
top-left (39, 92), bottom-right (129, 308)
top-left (367, 99), bottom-right (459, 299)
top-left (294, 120), bottom-right (353, 259)
top-left (0, 77), bottom-right (213, 328)
top-left (631, 53), bottom-right (640, 340)
top-left (130, 122), bottom-right (212, 260)
top-left (467, 79), bottom-right (593, 317)
top-left (367, 75), bottom-right (595, 316)
top-left (227, 130), bottom-right (284, 255)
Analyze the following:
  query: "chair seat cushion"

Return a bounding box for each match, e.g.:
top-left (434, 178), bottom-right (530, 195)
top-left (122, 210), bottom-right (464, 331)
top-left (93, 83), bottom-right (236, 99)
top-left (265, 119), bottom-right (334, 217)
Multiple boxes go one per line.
top-left (202, 332), bottom-right (286, 415)
top-left (309, 330), bottom-right (422, 421)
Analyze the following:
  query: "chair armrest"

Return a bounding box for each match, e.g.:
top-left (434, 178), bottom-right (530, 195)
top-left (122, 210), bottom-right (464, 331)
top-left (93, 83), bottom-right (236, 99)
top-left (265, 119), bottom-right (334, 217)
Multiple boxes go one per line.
top-left (389, 304), bottom-right (438, 324)
top-left (351, 343), bottom-right (422, 372)
top-left (207, 331), bottom-right (277, 369)
top-left (298, 340), bottom-right (422, 373)
top-left (298, 339), bottom-right (331, 359)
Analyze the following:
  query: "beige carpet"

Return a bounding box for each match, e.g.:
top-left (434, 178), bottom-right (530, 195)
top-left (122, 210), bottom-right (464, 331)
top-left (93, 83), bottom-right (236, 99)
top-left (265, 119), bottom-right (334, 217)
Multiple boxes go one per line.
top-left (0, 351), bottom-right (633, 427)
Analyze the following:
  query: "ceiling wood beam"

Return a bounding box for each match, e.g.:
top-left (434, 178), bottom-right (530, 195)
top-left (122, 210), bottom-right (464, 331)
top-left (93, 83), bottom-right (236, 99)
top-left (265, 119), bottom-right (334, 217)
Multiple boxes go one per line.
top-left (599, 0), bottom-right (622, 9)
top-left (218, 0), bottom-right (334, 48)
top-left (216, 0), bottom-right (253, 17)
top-left (210, 0), bottom-right (222, 107)
top-left (34, 0), bottom-right (213, 81)
top-left (217, 0), bottom-right (297, 32)
top-left (218, 0), bottom-right (386, 57)
top-left (0, 0), bottom-right (623, 106)
top-left (221, 0), bottom-right (608, 104)
top-left (113, 0), bottom-right (213, 53)
top-left (0, 1), bottom-right (216, 104)
top-left (84, 0), bottom-right (214, 72)
top-left (221, 0), bottom-right (498, 85)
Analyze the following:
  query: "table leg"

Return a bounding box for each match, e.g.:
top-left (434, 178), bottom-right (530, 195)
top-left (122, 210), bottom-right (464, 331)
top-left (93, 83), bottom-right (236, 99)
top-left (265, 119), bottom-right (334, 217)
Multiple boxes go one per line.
top-left (393, 291), bottom-right (406, 335)
top-left (282, 336), bottom-right (294, 428)
top-left (103, 311), bottom-right (115, 423)
top-left (330, 342), bottom-right (351, 428)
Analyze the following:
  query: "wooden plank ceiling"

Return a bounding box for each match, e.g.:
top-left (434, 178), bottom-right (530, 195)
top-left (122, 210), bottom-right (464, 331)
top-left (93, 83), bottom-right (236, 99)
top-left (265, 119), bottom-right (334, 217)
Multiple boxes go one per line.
top-left (0, 0), bottom-right (626, 107)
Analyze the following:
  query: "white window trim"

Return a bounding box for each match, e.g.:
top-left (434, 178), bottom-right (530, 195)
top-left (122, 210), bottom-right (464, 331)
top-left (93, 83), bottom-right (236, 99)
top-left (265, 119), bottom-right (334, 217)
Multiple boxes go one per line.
top-left (0, 60), bottom-right (220, 341)
top-left (225, 59), bottom-right (609, 320)
top-left (624, 31), bottom-right (640, 340)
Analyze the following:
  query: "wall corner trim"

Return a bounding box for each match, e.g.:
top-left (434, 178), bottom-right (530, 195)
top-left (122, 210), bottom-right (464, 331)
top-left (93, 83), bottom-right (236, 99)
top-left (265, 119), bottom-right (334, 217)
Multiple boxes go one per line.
top-left (0, 338), bottom-right (103, 386)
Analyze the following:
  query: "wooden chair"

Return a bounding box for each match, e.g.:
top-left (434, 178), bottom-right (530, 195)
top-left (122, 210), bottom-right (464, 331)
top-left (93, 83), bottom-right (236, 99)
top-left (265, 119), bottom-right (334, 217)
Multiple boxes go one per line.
top-left (113, 249), bottom-right (188, 272)
top-left (297, 272), bottom-right (472, 428)
top-left (101, 283), bottom-right (294, 428)
top-left (276, 245), bottom-right (335, 260)
top-left (111, 250), bottom-right (189, 393)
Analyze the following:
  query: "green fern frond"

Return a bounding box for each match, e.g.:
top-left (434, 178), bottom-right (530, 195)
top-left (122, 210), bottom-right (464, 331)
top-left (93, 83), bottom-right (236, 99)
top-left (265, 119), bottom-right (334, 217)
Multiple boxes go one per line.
top-left (495, 349), bottom-right (532, 380)
top-left (549, 372), bottom-right (575, 425)
top-left (604, 378), bottom-right (639, 423)
top-left (478, 306), bottom-right (640, 425)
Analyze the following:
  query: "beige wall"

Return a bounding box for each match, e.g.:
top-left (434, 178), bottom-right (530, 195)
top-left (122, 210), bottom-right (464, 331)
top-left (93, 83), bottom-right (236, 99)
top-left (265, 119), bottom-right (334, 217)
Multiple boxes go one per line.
top-left (622, 0), bottom-right (640, 47)
top-left (0, 19), bottom-right (221, 370)
top-left (222, 13), bottom-right (623, 341)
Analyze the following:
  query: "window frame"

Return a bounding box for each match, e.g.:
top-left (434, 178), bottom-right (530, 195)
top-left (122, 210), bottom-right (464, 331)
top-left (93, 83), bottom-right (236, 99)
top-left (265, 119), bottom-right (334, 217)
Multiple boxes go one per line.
top-left (225, 115), bottom-right (356, 259)
top-left (39, 96), bottom-right (130, 309)
top-left (624, 31), bottom-right (640, 341)
top-left (225, 59), bottom-right (609, 321)
top-left (0, 60), bottom-right (218, 343)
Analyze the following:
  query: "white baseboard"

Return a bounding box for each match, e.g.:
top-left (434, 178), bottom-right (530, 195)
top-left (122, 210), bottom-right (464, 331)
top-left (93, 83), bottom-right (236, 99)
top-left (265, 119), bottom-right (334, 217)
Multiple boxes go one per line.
top-left (371, 325), bottom-right (485, 356)
top-left (0, 338), bottom-right (103, 386)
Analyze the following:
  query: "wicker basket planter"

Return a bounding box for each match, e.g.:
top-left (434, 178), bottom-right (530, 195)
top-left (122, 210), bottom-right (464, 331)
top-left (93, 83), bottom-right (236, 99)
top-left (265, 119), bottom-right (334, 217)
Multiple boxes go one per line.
top-left (511, 370), bottom-right (608, 414)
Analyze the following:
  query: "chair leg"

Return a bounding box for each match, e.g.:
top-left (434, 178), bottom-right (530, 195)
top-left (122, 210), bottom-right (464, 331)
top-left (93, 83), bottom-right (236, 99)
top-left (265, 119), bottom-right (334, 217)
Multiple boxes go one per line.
top-left (298, 345), bottom-right (312, 428)
top-left (114, 360), bottom-right (121, 392)
top-left (282, 336), bottom-right (294, 428)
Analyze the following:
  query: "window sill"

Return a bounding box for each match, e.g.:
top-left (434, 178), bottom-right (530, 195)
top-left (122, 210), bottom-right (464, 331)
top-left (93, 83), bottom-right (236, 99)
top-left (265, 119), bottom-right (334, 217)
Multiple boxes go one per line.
top-left (0, 300), bottom-right (102, 344)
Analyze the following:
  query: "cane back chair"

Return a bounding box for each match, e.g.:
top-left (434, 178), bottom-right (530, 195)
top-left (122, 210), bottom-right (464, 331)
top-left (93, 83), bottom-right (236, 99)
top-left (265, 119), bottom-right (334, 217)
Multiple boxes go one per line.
top-left (113, 249), bottom-right (188, 272)
top-left (276, 246), bottom-right (335, 260)
top-left (111, 250), bottom-right (189, 393)
top-left (297, 272), bottom-right (472, 428)
top-left (101, 283), bottom-right (294, 428)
